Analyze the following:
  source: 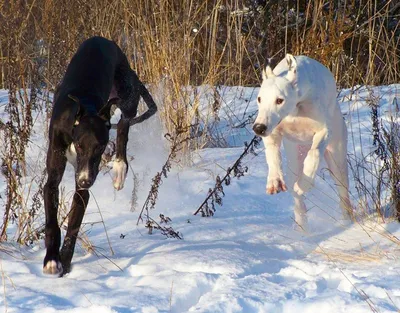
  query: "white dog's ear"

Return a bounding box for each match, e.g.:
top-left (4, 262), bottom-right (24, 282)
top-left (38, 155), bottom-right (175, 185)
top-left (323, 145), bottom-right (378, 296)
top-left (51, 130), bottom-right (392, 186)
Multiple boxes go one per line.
top-left (286, 54), bottom-right (297, 83)
top-left (262, 58), bottom-right (275, 80)
top-left (262, 68), bottom-right (273, 80)
top-left (262, 68), bottom-right (267, 81)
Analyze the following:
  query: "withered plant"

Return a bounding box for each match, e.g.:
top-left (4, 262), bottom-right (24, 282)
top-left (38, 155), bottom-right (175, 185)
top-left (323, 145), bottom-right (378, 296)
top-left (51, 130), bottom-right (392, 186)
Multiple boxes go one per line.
top-left (136, 117), bottom-right (194, 239)
top-left (194, 135), bottom-right (261, 217)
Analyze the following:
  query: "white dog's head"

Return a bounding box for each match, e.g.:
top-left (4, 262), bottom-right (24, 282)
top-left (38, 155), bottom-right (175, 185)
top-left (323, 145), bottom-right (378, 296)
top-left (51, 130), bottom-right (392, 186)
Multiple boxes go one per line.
top-left (253, 54), bottom-right (299, 137)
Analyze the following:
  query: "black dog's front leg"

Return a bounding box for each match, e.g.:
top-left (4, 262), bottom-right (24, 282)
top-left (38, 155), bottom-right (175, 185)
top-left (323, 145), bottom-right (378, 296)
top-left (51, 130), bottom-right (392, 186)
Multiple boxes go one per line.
top-left (112, 117), bottom-right (130, 190)
top-left (43, 142), bottom-right (67, 275)
top-left (60, 186), bottom-right (89, 274)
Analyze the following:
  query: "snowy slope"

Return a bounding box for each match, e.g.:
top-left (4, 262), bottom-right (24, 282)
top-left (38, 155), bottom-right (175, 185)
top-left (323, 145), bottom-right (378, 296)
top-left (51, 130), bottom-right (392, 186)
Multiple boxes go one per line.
top-left (0, 85), bottom-right (399, 313)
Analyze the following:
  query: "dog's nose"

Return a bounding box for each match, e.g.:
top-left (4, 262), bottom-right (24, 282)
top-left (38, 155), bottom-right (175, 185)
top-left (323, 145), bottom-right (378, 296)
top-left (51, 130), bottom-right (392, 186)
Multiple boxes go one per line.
top-left (78, 179), bottom-right (92, 189)
top-left (253, 123), bottom-right (267, 136)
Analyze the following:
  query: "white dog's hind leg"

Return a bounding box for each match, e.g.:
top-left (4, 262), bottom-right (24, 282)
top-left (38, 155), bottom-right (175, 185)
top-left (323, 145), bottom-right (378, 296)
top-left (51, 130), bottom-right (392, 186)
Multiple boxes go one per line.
top-left (294, 127), bottom-right (330, 195)
top-left (325, 145), bottom-right (352, 221)
top-left (263, 132), bottom-right (287, 194)
top-left (284, 139), bottom-right (309, 231)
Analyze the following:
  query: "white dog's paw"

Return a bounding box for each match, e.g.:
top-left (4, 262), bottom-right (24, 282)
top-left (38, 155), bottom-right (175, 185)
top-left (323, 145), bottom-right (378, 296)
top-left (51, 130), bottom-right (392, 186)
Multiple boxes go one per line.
top-left (293, 211), bottom-right (309, 232)
top-left (293, 177), bottom-right (313, 195)
top-left (293, 219), bottom-right (309, 233)
top-left (113, 159), bottom-right (127, 190)
top-left (266, 176), bottom-right (287, 194)
top-left (340, 208), bottom-right (354, 224)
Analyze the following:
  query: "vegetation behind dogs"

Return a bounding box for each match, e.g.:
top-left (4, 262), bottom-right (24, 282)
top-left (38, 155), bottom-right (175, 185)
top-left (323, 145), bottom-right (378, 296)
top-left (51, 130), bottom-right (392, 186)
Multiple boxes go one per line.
top-left (0, 0), bottom-right (399, 243)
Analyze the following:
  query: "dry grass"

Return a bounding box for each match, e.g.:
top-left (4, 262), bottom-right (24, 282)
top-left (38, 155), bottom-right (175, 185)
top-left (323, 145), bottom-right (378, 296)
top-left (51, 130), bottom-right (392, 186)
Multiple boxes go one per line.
top-left (0, 0), bottom-right (398, 243)
top-left (345, 85), bottom-right (400, 221)
top-left (313, 247), bottom-right (383, 263)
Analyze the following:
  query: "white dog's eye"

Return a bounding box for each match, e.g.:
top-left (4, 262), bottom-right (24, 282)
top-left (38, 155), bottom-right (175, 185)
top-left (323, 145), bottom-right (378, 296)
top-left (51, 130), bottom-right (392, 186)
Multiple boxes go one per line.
top-left (257, 96), bottom-right (261, 103)
top-left (276, 98), bottom-right (284, 105)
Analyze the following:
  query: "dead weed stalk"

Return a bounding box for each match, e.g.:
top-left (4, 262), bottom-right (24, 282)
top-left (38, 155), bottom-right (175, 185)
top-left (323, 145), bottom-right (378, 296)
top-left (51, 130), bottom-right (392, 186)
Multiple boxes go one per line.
top-left (194, 135), bottom-right (261, 217)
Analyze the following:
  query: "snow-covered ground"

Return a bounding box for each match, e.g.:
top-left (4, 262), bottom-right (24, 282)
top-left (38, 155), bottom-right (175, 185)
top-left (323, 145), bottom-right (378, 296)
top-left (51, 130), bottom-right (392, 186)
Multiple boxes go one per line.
top-left (0, 84), bottom-right (400, 313)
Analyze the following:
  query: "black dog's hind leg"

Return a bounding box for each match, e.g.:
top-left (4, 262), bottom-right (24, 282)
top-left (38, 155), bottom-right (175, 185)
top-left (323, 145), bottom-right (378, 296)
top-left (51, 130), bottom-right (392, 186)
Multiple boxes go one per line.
top-left (43, 138), bottom-right (67, 275)
top-left (59, 186), bottom-right (90, 274)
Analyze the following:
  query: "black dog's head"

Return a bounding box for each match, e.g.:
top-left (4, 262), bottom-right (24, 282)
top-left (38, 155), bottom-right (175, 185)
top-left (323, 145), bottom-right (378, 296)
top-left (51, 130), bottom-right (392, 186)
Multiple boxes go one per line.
top-left (70, 95), bottom-right (113, 189)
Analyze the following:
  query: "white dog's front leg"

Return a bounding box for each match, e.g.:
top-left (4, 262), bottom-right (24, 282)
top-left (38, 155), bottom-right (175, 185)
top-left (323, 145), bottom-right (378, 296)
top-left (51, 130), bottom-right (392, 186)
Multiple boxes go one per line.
top-left (294, 128), bottom-right (330, 195)
top-left (263, 133), bottom-right (287, 194)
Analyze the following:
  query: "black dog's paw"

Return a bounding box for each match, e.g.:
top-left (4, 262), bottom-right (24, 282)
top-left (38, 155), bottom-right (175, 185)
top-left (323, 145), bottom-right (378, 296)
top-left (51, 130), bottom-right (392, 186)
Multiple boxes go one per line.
top-left (59, 262), bottom-right (72, 277)
top-left (59, 247), bottom-right (73, 276)
top-left (113, 159), bottom-right (127, 190)
top-left (43, 259), bottom-right (63, 276)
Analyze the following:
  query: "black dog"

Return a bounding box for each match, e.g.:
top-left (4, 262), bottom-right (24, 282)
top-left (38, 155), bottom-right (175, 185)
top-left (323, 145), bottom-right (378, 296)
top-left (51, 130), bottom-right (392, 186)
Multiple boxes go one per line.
top-left (43, 36), bottom-right (157, 275)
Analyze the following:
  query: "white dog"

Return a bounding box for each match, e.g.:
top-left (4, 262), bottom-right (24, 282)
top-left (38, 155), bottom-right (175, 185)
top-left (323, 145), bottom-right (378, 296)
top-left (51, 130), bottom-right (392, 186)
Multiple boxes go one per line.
top-left (253, 54), bottom-right (351, 229)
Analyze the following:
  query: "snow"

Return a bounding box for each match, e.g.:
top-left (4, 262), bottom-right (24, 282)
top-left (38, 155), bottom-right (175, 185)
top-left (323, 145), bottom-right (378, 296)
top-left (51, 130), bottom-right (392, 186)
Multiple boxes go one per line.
top-left (0, 84), bottom-right (400, 312)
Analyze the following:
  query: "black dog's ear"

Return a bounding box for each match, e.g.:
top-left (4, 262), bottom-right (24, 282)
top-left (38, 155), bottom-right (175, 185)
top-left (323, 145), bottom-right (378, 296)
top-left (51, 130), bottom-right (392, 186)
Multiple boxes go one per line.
top-left (98, 98), bottom-right (117, 127)
top-left (68, 94), bottom-right (82, 125)
top-left (68, 94), bottom-right (79, 103)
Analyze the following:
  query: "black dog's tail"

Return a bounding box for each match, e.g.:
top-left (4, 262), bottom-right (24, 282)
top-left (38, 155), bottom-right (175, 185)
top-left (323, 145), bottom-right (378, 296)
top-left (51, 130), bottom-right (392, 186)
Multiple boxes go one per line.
top-left (128, 83), bottom-right (158, 126)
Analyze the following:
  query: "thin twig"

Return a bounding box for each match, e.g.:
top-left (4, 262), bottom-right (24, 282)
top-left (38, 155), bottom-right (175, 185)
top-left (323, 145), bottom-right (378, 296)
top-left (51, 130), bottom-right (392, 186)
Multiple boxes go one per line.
top-left (89, 190), bottom-right (114, 256)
